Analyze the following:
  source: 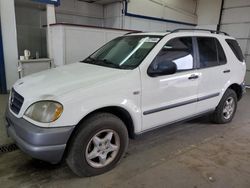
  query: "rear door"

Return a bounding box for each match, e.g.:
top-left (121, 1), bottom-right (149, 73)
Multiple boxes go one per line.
top-left (195, 36), bottom-right (230, 113)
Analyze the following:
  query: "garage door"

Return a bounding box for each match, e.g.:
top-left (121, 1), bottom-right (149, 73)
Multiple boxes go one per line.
top-left (220, 0), bottom-right (250, 86)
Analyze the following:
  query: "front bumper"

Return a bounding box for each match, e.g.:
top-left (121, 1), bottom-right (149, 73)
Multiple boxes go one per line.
top-left (5, 108), bottom-right (75, 164)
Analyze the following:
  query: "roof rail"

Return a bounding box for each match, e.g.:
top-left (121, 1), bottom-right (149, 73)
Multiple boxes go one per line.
top-left (124, 31), bottom-right (143, 35)
top-left (169, 28), bottom-right (229, 36)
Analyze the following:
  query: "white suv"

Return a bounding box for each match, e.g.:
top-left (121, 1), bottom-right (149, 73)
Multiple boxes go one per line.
top-left (6, 29), bottom-right (246, 176)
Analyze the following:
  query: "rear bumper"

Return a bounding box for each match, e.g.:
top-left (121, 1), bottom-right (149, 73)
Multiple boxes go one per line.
top-left (239, 81), bottom-right (247, 100)
top-left (5, 108), bottom-right (75, 164)
top-left (241, 81), bottom-right (246, 94)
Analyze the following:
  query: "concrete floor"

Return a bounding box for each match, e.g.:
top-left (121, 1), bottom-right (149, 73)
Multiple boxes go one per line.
top-left (0, 91), bottom-right (250, 188)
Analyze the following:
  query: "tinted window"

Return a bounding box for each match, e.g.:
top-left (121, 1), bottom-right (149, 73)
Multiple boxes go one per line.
top-left (197, 37), bottom-right (227, 68)
top-left (197, 37), bottom-right (218, 68)
top-left (226, 39), bottom-right (244, 62)
top-left (152, 37), bottom-right (194, 72)
top-left (216, 40), bottom-right (227, 65)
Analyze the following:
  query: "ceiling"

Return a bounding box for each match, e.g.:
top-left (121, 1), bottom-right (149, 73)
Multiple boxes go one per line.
top-left (78, 0), bottom-right (123, 4)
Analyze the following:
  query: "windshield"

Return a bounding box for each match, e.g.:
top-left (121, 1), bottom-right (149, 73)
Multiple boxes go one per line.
top-left (82, 35), bottom-right (162, 69)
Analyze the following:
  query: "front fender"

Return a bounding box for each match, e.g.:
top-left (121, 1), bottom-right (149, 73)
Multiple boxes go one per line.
top-left (50, 92), bottom-right (142, 133)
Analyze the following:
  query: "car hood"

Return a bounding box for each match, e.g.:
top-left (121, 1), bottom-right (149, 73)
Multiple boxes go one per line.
top-left (13, 62), bottom-right (130, 100)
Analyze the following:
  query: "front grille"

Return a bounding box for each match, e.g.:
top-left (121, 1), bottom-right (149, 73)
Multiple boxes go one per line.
top-left (10, 89), bottom-right (24, 115)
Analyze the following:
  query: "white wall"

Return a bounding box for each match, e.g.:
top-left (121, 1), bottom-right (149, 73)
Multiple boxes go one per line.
top-left (123, 16), bottom-right (194, 32)
top-left (49, 24), bottom-right (129, 67)
top-left (196, 0), bottom-right (222, 29)
top-left (0, 0), bottom-right (19, 90)
top-left (56, 0), bottom-right (104, 27)
top-left (104, 2), bottom-right (123, 29)
top-left (104, 1), bottom-right (196, 32)
top-left (220, 0), bottom-right (250, 85)
top-left (127, 0), bottom-right (197, 25)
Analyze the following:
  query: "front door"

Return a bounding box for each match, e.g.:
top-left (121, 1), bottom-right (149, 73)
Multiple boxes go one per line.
top-left (141, 37), bottom-right (199, 131)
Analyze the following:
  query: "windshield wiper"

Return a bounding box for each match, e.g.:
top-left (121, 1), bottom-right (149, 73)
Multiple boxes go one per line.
top-left (119, 64), bottom-right (135, 69)
top-left (81, 57), bottom-right (96, 63)
top-left (82, 58), bottom-right (129, 69)
top-left (96, 59), bottom-right (121, 69)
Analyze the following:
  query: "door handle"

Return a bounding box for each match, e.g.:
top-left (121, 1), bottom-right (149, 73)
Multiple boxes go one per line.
top-left (223, 69), bottom-right (231, 73)
top-left (188, 74), bottom-right (199, 80)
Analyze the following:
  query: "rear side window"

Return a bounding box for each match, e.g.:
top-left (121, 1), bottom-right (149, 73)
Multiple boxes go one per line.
top-left (197, 37), bottom-right (227, 68)
top-left (226, 39), bottom-right (244, 62)
top-left (216, 40), bottom-right (227, 65)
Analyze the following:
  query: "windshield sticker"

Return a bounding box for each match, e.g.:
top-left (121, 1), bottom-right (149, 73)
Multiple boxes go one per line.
top-left (163, 45), bottom-right (173, 49)
top-left (145, 38), bottom-right (160, 43)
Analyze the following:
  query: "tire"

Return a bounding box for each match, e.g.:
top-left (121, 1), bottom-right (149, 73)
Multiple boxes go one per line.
top-left (66, 113), bottom-right (129, 177)
top-left (212, 89), bottom-right (238, 124)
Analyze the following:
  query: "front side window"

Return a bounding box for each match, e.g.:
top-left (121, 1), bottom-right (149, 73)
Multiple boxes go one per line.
top-left (197, 37), bottom-right (227, 68)
top-left (151, 37), bottom-right (194, 72)
top-left (82, 35), bottom-right (162, 69)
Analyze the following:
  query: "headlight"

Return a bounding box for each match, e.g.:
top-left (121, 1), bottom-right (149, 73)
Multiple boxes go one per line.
top-left (25, 101), bottom-right (63, 123)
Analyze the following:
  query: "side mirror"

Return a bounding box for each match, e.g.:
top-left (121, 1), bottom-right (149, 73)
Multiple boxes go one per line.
top-left (148, 60), bottom-right (177, 77)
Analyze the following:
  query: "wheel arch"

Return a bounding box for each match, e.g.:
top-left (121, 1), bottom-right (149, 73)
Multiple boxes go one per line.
top-left (81, 106), bottom-right (135, 139)
top-left (64, 105), bottom-right (135, 155)
top-left (62, 106), bottom-right (135, 161)
top-left (228, 83), bottom-right (243, 101)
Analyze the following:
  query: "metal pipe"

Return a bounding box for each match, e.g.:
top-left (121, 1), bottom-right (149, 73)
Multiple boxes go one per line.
top-left (217, 0), bottom-right (225, 31)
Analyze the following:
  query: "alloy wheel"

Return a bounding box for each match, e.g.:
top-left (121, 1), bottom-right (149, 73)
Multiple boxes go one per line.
top-left (85, 129), bottom-right (120, 168)
top-left (222, 97), bottom-right (235, 120)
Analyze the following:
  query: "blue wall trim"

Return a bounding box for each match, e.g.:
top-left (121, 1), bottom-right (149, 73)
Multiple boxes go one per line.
top-left (124, 1), bottom-right (197, 27)
top-left (32, 0), bottom-right (60, 6)
top-left (0, 25), bottom-right (7, 94)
